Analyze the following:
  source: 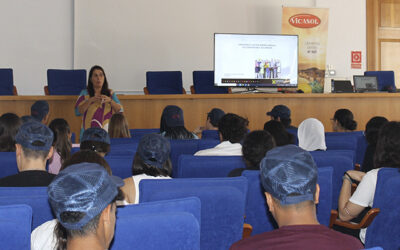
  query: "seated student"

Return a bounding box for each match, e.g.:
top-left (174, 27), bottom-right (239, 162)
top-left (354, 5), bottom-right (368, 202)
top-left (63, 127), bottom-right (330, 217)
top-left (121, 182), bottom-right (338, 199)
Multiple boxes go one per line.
top-left (361, 116), bottom-right (388, 173)
top-left (332, 108), bottom-right (357, 132)
top-left (48, 162), bottom-right (123, 250)
top-left (228, 130), bottom-right (275, 177)
top-left (0, 121), bottom-right (55, 187)
top-left (194, 113), bottom-right (248, 156)
top-left (31, 100), bottom-right (50, 125)
top-left (0, 113), bottom-right (22, 152)
top-left (48, 118), bottom-right (72, 175)
top-left (160, 105), bottom-right (197, 139)
top-left (266, 104), bottom-right (297, 129)
top-left (108, 113), bottom-right (131, 138)
top-left (230, 145), bottom-right (363, 250)
top-left (121, 134), bottom-right (172, 204)
top-left (263, 120), bottom-right (294, 146)
top-left (193, 108), bottom-right (225, 135)
top-left (298, 118), bottom-right (327, 151)
top-left (80, 127), bottom-right (111, 157)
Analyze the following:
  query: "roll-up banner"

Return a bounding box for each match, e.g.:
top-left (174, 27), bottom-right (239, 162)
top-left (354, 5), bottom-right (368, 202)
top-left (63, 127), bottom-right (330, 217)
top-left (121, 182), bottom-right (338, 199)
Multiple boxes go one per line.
top-left (282, 7), bottom-right (329, 93)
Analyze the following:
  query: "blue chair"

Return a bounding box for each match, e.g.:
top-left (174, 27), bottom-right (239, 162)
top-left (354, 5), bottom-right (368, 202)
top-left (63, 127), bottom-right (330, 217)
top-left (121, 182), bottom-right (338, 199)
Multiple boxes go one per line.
top-left (0, 68), bottom-right (17, 95)
top-left (110, 137), bottom-right (140, 145)
top-left (144, 71), bottom-right (186, 94)
top-left (129, 128), bottom-right (160, 139)
top-left (325, 135), bottom-right (358, 152)
top-left (242, 167), bottom-right (333, 235)
top-left (0, 204), bottom-right (32, 250)
top-left (140, 177), bottom-right (248, 250)
top-left (0, 152), bottom-right (18, 179)
top-left (191, 71), bottom-right (231, 94)
top-left (169, 139), bottom-right (202, 175)
top-left (176, 155), bottom-right (246, 178)
top-left (364, 71), bottom-right (396, 91)
top-left (201, 130), bottom-right (220, 140)
top-left (197, 139), bottom-right (220, 151)
top-left (45, 69), bottom-right (87, 95)
top-left (111, 197), bottom-right (201, 250)
top-left (325, 131), bottom-right (365, 164)
top-left (105, 152), bottom-right (135, 179)
top-left (110, 142), bottom-right (139, 152)
top-left (0, 187), bottom-right (53, 230)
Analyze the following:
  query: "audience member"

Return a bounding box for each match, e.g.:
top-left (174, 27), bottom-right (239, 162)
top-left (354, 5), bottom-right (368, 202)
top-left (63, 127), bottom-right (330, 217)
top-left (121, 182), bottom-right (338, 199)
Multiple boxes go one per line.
top-left (298, 118), bottom-right (327, 151)
top-left (0, 112), bottom-right (22, 152)
top-left (194, 113), bottom-right (248, 156)
top-left (48, 118), bottom-right (72, 174)
top-left (228, 130), bottom-right (275, 177)
top-left (48, 163), bottom-right (123, 250)
top-left (0, 121), bottom-right (54, 186)
top-left (108, 113), bottom-right (131, 138)
top-left (332, 108), bottom-right (357, 132)
top-left (231, 145), bottom-right (363, 249)
top-left (263, 120), bottom-right (294, 146)
top-left (121, 133), bottom-right (172, 204)
top-left (361, 116), bottom-right (388, 173)
top-left (338, 121), bottom-right (400, 244)
top-left (31, 100), bottom-right (50, 125)
top-left (80, 127), bottom-right (111, 157)
top-left (266, 104), bottom-right (297, 129)
top-left (21, 115), bottom-right (36, 123)
top-left (193, 108), bottom-right (225, 134)
top-left (160, 105), bottom-right (197, 139)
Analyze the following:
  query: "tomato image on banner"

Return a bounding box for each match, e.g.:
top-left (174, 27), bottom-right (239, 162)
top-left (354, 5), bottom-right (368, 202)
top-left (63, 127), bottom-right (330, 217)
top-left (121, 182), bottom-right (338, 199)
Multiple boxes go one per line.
top-left (282, 7), bottom-right (329, 93)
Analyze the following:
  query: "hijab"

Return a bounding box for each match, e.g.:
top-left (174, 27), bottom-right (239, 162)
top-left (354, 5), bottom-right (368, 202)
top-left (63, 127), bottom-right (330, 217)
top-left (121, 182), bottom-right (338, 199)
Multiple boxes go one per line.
top-left (298, 118), bottom-right (327, 151)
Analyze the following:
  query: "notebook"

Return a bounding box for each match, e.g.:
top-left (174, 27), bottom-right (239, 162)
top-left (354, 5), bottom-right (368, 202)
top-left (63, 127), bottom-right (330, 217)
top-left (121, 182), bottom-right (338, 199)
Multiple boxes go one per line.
top-left (331, 80), bottom-right (354, 93)
top-left (353, 75), bottom-right (378, 93)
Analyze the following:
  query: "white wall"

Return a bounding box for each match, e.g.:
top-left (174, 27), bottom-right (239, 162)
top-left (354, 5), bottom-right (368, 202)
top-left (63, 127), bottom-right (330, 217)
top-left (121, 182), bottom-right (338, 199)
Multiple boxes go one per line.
top-left (0, 0), bottom-right (74, 95)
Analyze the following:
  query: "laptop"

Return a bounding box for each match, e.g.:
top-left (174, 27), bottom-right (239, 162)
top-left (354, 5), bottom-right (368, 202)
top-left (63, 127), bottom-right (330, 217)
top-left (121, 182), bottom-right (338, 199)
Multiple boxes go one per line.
top-left (353, 75), bottom-right (378, 93)
top-left (331, 80), bottom-right (354, 93)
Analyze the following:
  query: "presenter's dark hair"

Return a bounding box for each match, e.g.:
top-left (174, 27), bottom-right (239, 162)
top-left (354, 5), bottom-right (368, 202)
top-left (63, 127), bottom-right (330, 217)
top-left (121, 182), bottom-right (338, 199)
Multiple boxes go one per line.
top-left (333, 109), bottom-right (357, 131)
top-left (87, 65), bottom-right (111, 97)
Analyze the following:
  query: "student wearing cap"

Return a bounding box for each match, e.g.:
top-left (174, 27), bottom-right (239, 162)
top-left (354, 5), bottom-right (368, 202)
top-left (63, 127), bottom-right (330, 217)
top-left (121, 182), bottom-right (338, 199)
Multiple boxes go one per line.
top-left (80, 127), bottom-right (111, 157)
top-left (121, 133), bottom-right (172, 204)
top-left (160, 105), bottom-right (198, 139)
top-left (193, 108), bottom-right (225, 135)
top-left (231, 145), bottom-right (363, 250)
top-left (266, 104), bottom-right (297, 129)
top-left (31, 100), bottom-right (50, 125)
top-left (194, 113), bottom-right (248, 156)
top-left (0, 121), bottom-right (55, 186)
top-left (48, 162), bottom-right (124, 250)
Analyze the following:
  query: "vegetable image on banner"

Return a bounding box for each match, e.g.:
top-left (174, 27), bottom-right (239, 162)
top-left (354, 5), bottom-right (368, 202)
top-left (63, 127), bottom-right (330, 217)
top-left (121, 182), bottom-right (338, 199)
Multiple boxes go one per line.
top-left (282, 7), bottom-right (329, 93)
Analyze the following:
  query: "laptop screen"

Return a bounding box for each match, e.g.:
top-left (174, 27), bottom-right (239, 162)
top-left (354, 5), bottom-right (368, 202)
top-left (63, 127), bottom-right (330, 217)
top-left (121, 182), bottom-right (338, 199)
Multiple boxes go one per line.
top-left (353, 76), bottom-right (378, 92)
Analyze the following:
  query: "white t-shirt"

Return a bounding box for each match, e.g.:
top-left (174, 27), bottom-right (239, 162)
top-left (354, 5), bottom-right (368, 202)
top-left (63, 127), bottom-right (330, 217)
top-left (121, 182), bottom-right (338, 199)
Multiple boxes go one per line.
top-left (31, 219), bottom-right (57, 250)
top-left (132, 174), bottom-right (171, 204)
top-left (194, 141), bottom-right (242, 156)
top-left (349, 168), bottom-right (379, 244)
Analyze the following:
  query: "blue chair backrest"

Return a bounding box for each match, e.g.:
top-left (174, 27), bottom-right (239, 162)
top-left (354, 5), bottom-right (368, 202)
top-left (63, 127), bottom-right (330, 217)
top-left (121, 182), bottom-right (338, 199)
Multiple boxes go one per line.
top-left (325, 131), bottom-right (365, 164)
top-left (47, 69), bottom-right (87, 95)
top-left (201, 130), bottom-right (220, 140)
top-left (111, 197), bottom-right (201, 250)
top-left (364, 71), bottom-right (396, 91)
top-left (110, 137), bottom-right (140, 145)
top-left (0, 152), bottom-right (18, 179)
top-left (192, 71), bottom-right (229, 94)
top-left (325, 135), bottom-right (358, 152)
top-left (0, 68), bottom-right (14, 95)
top-left (0, 187), bottom-right (53, 230)
top-left (197, 139), bottom-right (220, 151)
top-left (139, 177), bottom-right (247, 250)
top-left (242, 167), bottom-right (333, 235)
top-left (310, 149), bottom-right (355, 165)
top-left (105, 152), bottom-right (135, 179)
top-left (129, 128), bottom-right (160, 139)
top-left (365, 168), bottom-right (400, 249)
top-left (146, 71), bottom-right (183, 94)
top-left (0, 204), bottom-right (32, 250)
top-left (310, 153), bottom-right (353, 209)
top-left (110, 142), bottom-right (139, 152)
top-left (176, 155), bottom-right (246, 178)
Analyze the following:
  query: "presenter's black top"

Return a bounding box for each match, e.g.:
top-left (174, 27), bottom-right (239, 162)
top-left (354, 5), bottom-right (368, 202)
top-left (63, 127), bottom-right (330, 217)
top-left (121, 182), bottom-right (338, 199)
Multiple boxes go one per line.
top-left (0, 170), bottom-right (56, 187)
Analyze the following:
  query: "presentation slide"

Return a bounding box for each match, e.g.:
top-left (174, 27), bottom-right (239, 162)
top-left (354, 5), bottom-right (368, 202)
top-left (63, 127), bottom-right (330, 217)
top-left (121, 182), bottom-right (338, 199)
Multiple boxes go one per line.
top-left (214, 34), bottom-right (298, 87)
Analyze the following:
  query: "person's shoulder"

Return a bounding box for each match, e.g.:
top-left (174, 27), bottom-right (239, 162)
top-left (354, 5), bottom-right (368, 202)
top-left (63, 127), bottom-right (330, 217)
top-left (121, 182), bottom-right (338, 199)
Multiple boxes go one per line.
top-left (230, 231), bottom-right (273, 249)
top-left (321, 226), bottom-right (364, 248)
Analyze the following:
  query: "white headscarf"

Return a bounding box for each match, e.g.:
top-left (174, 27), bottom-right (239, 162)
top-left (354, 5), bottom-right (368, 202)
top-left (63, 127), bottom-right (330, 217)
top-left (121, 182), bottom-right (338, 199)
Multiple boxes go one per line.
top-left (298, 118), bottom-right (327, 151)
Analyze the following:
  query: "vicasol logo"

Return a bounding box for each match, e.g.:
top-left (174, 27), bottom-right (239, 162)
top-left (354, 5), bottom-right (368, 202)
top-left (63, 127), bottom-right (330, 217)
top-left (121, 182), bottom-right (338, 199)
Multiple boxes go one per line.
top-left (289, 14), bottom-right (321, 28)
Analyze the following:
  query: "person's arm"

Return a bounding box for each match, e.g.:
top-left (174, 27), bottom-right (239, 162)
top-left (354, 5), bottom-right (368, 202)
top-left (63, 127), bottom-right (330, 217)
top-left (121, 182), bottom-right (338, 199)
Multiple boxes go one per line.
top-left (338, 170), bottom-right (367, 221)
top-left (121, 177), bottom-right (135, 204)
top-left (78, 96), bottom-right (100, 114)
top-left (102, 92), bottom-right (123, 113)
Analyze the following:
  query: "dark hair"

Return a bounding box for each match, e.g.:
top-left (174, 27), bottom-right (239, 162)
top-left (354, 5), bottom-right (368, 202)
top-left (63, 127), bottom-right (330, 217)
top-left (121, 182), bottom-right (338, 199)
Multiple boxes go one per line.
top-left (242, 130), bottom-right (275, 168)
top-left (365, 116), bottom-right (389, 145)
top-left (263, 120), bottom-right (294, 146)
top-left (132, 152), bottom-right (172, 177)
top-left (159, 106), bottom-right (194, 140)
top-left (87, 65), bottom-right (111, 97)
top-left (108, 113), bottom-right (131, 138)
top-left (80, 141), bottom-right (110, 155)
top-left (218, 113), bottom-right (249, 143)
top-left (333, 109), bottom-right (357, 131)
top-left (60, 150), bottom-right (112, 174)
top-left (271, 116), bottom-right (292, 129)
top-left (0, 113), bottom-right (22, 152)
top-left (374, 121), bottom-right (400, 169)
top-left (49, 119), bottom-right (71, 163)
